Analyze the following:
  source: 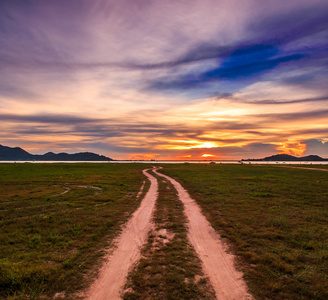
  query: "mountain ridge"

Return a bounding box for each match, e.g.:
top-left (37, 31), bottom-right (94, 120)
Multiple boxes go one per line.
top-left (243, 153), bottom-right (328, 161)
top-left (0, 144), bottom-right (113, 161)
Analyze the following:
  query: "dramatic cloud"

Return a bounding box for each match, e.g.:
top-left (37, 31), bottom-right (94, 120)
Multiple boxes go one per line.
top-left (1, 0), bottom-right (328, 159)
top-left (302, 140), bottom-right (328, 157)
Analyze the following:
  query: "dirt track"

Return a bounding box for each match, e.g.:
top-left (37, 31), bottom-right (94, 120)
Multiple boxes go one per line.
top-left (85, 168), bottom-right (158, 300)
top-left (154, 168), bottom-right (252, 300)
top-left (278, 166), bottom-right (328, 171)
top-left (86, 167), bottom-right (252, 299)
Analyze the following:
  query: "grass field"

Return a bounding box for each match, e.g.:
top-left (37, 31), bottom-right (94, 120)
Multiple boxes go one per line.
top-left (0, 163), bottom-right (149, 299)
top-left (2, 163), bottom-right (328, 299)
top-left (161, 164), bottom-right (328, 299)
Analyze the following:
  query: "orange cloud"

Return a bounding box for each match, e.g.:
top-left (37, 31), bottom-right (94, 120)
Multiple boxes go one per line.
top-left (277, 141), bottom-right (307, 156)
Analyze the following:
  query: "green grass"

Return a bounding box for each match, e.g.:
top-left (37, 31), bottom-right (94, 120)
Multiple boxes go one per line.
top-left (3, 163), bottom-right (327, 299)
top-left (0, 163), bottom-right (149, 299)
top-left (160, 164), bottom-right (328, 300)
top-left (123, 171), bottom-right (215, 299)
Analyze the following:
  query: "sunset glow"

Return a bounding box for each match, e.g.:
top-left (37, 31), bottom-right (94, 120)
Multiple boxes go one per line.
top-left (201, 154), bottom-right (215, 158)
top-left (1, 0), bottom-right (328, 160)
top-left (277, 142), bottom-right (307, 157)
top-left (190, 142), bottom-right (218, 149)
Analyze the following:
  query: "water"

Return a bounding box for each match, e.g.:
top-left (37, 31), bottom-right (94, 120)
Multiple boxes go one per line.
top-left (1, 160), bottom-right (328, 165)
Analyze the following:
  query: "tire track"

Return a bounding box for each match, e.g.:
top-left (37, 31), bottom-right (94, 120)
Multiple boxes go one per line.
top-left (277, 166), bottom-right (328, 172)
top-left (85, 168), bottom-right (158, 300)
top-left (154, 168), bottom-right (253, 300)
top-left (86, 167), bottom-right (252, 299)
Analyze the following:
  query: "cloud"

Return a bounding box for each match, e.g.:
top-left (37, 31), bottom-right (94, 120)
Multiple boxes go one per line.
top-left (257, 110), bottom-right (328, 122)
top-left (241, 96), bottom-right (328, 105)
top-left (0, 113), bottom-right (98, 124)
top-left (1, 0), bottom-right (327, 107)
top-left (142, 2), bottom-right (328, 96)
top-left (248, 3), bottom-right (328, 47)
top-left (302, 139), bottom-right (328, 157)
top-left (139, 142), bottom-right (280, 160)
top-left (149, 52), bottom-right (305, 91)
top-left (1, 0), bottom-right (328, 159)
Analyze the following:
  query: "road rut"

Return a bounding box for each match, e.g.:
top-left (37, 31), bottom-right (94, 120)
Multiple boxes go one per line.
top-left (154, 168), bottom-right (253, 300)
top-left (85, 168), bottom-right (158, 300)
top-left (86, 167), bottom-right (252, 299)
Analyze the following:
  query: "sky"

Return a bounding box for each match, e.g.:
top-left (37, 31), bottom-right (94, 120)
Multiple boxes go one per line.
top-left (1, 0), bottom-right (328, 160)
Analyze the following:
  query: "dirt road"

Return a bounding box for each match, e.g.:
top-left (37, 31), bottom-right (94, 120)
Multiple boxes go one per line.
top-left (278, 166), bottom-right (328, 172)
top-left (85, 168), bottom-right (158, 300)
top-left (154, 168), bottom-right (253, 300)
top-left (86, 167), bottom-right (252, 299)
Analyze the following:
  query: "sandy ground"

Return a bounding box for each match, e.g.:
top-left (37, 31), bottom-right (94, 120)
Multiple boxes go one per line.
top-left (85, 168), bottom-right (158, 300)
top-left (154, 168), bottom-right (253, 300)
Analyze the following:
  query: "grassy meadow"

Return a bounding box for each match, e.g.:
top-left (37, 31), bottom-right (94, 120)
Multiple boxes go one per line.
top-left (161, 164), bottom-right (328, 299)
top-left (0, 163), bottom-right (149, 299)
top-left (1, 163), bottom-right (328, 299)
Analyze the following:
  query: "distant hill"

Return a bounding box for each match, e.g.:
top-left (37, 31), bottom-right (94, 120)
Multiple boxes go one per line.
top-left (0, 144), bottom-right (113, 161)
top-left (243, 154), bottom-right (328, 162)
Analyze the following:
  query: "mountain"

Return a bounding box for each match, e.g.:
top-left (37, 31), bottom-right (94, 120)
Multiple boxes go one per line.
top-left (299, 155), bottom-right (325, 161)
top-left (243, 153), bottom-right (328, 162)
top-left (0, 144), bottom-right (113, 161)
top-left (0, 145), bottom-right (32, 160)
top-left (263, 154), bottom-right (300, 161)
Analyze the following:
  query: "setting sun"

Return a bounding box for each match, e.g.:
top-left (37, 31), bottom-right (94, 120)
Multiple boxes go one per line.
top-left (201, 154), bottom-right (215, 158)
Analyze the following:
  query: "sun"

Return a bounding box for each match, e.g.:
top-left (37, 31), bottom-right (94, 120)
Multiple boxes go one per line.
top-left (201, 154), bottom-right (215, 158)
